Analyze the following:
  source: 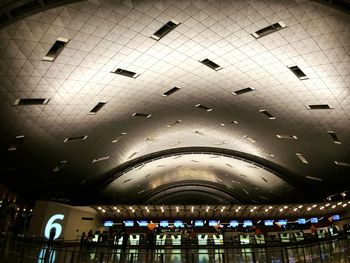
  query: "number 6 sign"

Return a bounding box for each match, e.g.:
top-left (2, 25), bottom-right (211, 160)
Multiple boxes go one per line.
top-left (44, 214), bottom-right (64, 240)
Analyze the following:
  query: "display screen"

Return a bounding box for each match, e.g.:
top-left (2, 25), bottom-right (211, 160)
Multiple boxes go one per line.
top-left (264, 220), bottom-right (274, 226)
top-left (104, 220), bottom-right (113, 227)
top-left (209, 220), bottom-right (218, 226)
top-left (243, 220), bottom-right (253, 227)
top-left (138, 220), bottom-right (148, 227)
top-left (310, 217), bottom-right (318, 223)
top-left (174, 220), bottom-right (183, 228)
top-left (297, 218), bottom-right (306, 224)
top-left (332, 215), bottom-right (340, 221)
top-left (195, 220), bottom-right (204, 227)
top-left (124, 220), bottom-right (134, 227)
top-left (230, 220), bottom-right (238, 227)
top-left (277, 220), bottom-right (287, 225)
top-left (160, 220), bottom-right (169, 227)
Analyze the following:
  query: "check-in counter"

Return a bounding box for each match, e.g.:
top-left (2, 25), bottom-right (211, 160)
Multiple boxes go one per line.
top-left (171, 234), bottom-right (181, 245)
top-left (198, 234), bottom-right (208, 245)
top-left (213, 234), bottom-right (223, 245)
top-left (129, 234), bottom-right (140, 245)
top-left (156, 234), bottom-right (167, 245)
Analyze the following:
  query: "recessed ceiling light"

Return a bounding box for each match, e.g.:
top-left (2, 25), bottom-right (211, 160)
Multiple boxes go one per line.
top-left (14, 98), bottom-right (50, 106)
top-left (306, 104), bottom-right (332, 110)
top-left (112, 68), bottom-right (139, 78)
top-left (231, 120), bottom-right (239, 124)
top-left (63, 135), bottom-right (88, 143)
top-left (296, 153), bottom-right (309, 164)
top-left (89, 101), bottom-right (107, 114)
top-left (150, 20), bottom-right (180, 41)
top-left (327, 131), bottom-right (341, 144)
top-left (276, 134), bottom-right (298, 139)
top-left (252, 21), bottom-right (287, 39)
top-left (199, 58), bottom-right (222, 71)
top-left (162, 86), bottom-right (181, 97)
top-left (288, 65), bottom-right (308, 80)
top-left (232, 87), bottom-right (255, 96)
top-left (195, 104), bottom-right (212, 112)
top-left (8, 135), bottom-right (24, 151)
top-left (43, 37), bottom-right (69, 61)
top-left (259, 110), bottom-right (276, 119)
top-left (132, 113), bottom-right (151, 118)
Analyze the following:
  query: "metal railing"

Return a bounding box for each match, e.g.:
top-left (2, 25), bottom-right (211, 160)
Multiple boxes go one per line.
top-left (0, 234), bottom-right (349, 262)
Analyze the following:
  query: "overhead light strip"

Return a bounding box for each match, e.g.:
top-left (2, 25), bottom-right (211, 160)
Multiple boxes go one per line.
top-left (306, 175), bottom-right (323, 181)
top-left (89, 101), bottom-right (107, 114)
top-left (150, 20), bottom-right (180, 41)
top-left (334, 161), bottom-right (350, 167)
top-left (232, 87), bottom-right (255, 96)
top-left (63, 135), bottom-right (88, 143)
top-left (14, 98), bottom-right (50, 106)
top-left (259, 109), bottom-right (276, 119)
top-left (162, 87), bottom-right (181, 97)
top-left (112, 132), bottom-right (127, 143)
top-left (199, 58), bottom-right (222, 71)
top-left (296, 153), bottom-right (309, 164)
top-left (8, 135), bottom-right (25, 151)
top-left (112, 68), bottom-right (139, 78)
top-left (132, 113), bottom-right (151, 118)
top-left (195, 104), bottom-right (212, 112)
top-left (92, 156), bottom-right (110, 163)
top-left (43, 37), bottom-right (69, 61)
top-left (306, 104), bottom-right (332, 110)
top-left (252, 21), bottom-right (287, 38)
top-left (53, 160), bottom-right (67, 172)
top-left (327, 131), bottom-right (341, 144)
top-left (276, 134), bottom-right (298, 139)
top-left (288, 65), bottom-right (308, 80)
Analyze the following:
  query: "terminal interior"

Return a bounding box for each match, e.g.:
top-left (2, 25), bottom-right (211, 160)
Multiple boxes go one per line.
top-left (0, 0), bottom-right (350, 262)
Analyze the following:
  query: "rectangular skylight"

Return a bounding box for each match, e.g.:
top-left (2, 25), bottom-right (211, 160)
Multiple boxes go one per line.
top-left (252, 21), bottom-right (287, 38)
top-left (14, 98), bottom-right (50, 105)
top-left (327, 131), bottom-right (341, 144)
top-left (199, 58), bottom-right (222, 71)
top-left (232, 87), bottom-right (255, 96)
top-left (112, 68), bottom-right (139, 78)
top-left (259, 110), bottom-right (276, 119)
top-left (43, 37), bottom-right (69, 61)
top-left (334, 161), bottom-right (350, 167)
top-left (8, 135), bottom-right (24, 151)
top-left (288, 66), bottom-right (308, 80)
top-left (162, 87), bottom-right (181, 97)
top-left (63, 135), bottom-right (88, 143)
top-left (53, 160), bottom-right (67, 172)
top-left (132, 113), bottom-right (151, 118)
top-left (306, 104), bottom-right (332, 110)
top-left (151, 20), bottom-right (180, 40)
top-left (276, 135), bottom-right (298, 139)
top-left (89, 101), bottom-right (106, 114)
top-left (296, 153), bottom-right (309, 164)
top-left (195, 104), bottom-right (212, 111)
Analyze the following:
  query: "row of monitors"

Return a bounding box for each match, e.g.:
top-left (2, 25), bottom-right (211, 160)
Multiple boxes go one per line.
top-left (104, 215), bottom-right (340, 227)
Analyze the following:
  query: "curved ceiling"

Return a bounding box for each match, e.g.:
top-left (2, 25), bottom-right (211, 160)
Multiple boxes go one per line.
top-left (0, 0), bottom-right (349, 204)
